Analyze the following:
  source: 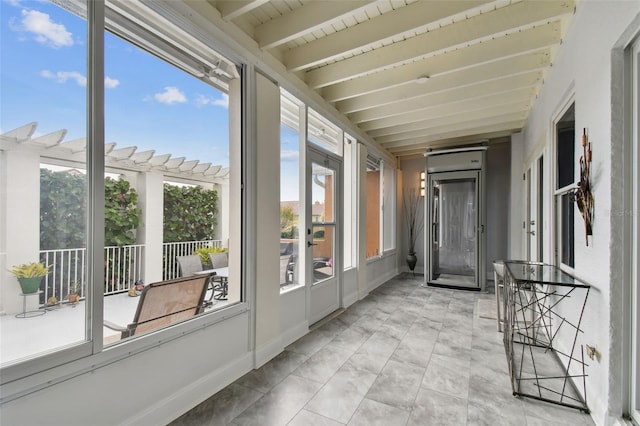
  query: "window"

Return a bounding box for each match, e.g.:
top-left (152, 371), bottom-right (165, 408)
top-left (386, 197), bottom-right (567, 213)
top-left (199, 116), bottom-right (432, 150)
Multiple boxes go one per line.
top-left (1, 0), bottom-right (88, 368)
top-left (307, 108), bottom-right (342, 156)
top-left (554, 103), bottom-right (575, 268)
top-left (1, 0), bottom-right (243, 375)
top-left (382, 161), bottom-right (396, 252)
top-left (366, 156), bottom-right (381, 258)
top-left (343, 134), bottom-right (357, 269)
top-left (280, 91), bottom-right (303, 290)
top-left (365, 154), bottom-right (396, 259)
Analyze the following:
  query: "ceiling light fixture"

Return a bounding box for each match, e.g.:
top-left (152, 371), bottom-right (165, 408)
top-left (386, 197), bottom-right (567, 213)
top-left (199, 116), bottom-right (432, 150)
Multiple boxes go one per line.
top-left (416, 75), bottom-right (430, 84)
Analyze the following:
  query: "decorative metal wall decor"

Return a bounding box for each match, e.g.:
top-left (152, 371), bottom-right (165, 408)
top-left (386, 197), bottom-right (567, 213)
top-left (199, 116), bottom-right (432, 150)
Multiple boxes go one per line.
top-left (575, 128), bottom-right (593, 245)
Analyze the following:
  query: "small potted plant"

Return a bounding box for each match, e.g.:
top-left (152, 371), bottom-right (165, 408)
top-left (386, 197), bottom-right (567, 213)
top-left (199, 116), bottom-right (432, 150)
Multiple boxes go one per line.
top-left (67, 281), bottom-right (83, 304)
top-left (9, 262), bottom-right (50, 294)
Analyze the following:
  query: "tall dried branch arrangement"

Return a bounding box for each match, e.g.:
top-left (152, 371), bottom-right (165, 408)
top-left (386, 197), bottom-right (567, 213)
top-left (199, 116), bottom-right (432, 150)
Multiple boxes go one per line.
top-left (403, 188), bottom-right (424, 254)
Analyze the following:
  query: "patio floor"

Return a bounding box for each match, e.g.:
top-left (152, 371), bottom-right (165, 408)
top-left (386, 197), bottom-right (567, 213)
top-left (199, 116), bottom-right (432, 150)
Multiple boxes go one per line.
top-left (0, 288), bottom-right (228, 366)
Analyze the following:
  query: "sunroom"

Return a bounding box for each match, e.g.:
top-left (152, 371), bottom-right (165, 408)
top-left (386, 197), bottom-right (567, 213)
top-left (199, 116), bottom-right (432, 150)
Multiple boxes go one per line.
top-left (1, 1), bottom-right (639, 426)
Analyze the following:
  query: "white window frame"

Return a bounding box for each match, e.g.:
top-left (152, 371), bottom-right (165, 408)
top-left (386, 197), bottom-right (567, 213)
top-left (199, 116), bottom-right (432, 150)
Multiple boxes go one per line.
top-left (343, 134), bottom-right (357, 270)
top-left (1, 0), bottom-right (249, 394)
top-left (551, 97), bottom-right (576, 273)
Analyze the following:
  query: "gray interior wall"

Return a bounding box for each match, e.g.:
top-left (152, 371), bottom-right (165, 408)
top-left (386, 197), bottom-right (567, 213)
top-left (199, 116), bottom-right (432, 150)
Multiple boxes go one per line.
top-left (398, 156), bottom-right (426, 274)
top-left (486, 141), bottom-right (511, 276)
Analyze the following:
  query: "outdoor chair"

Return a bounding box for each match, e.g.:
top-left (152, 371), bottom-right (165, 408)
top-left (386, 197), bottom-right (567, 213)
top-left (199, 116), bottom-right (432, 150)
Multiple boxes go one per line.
top-left (177, 255), bottom-right (204, 276)
top-left (177, 254), bottom-right (216, 304)
top-left (104, 274), bottom-right (211, 340)
top-left (208, 252), bottom-right (228, 300)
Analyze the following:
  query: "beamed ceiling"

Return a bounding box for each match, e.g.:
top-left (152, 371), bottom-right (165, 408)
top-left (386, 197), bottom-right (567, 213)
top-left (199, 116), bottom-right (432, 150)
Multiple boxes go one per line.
top-left (207, 0), bottom-right (575, 157)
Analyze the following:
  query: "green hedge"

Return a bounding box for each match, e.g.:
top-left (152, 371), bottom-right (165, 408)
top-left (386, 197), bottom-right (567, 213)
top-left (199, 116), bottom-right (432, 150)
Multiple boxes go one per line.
top-left (40, 170), bottom-right (219, 249)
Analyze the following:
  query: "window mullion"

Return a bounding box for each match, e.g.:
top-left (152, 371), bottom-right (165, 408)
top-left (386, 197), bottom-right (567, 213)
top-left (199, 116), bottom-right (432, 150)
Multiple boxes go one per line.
top-left (87, 0), bottom-right (106, 353)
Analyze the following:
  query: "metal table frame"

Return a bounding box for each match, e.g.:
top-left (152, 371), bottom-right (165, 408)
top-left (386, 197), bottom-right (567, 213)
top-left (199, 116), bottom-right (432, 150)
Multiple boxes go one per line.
top-left (503, 260), bottom-right (591, 413)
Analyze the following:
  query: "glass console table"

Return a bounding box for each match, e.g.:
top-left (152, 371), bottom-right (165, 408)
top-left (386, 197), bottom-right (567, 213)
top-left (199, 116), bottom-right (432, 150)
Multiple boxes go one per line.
top-left (503, 261), bottom-right (590, 413)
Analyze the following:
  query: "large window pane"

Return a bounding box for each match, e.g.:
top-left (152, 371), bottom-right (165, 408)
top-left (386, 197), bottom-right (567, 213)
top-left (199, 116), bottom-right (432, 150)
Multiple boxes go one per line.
top-left (311, 162), bottom-right (335, 284)
top-left (280, 92), bottom-right (301, 290)
top-left (382, 161), bottom-right (395, 251)
top-left (1, 0), bottom-right (88, 366)
top-left (102, 15), bottom-right (236, 343)
top-left (366, 157), bottom-right (380, 258)
top-left (555, 103), bottom-right (575, 268)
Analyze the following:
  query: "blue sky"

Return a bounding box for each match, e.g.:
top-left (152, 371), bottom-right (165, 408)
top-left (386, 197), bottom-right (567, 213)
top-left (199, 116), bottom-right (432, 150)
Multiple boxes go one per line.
top-left (1, 0), bottom-right (230, 167)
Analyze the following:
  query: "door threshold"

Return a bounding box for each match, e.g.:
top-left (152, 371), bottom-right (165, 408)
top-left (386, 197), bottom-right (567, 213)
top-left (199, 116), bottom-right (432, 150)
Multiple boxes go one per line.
top-left (309, 308), bottom-right (345, 331)
top-left (427, 282), bottom-right (480, 291)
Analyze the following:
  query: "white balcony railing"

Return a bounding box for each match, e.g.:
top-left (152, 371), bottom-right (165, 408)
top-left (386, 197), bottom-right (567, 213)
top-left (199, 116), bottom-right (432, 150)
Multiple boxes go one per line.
top-left (38, 240), bottom-right (221, 305)
top-left (162, 240), bottom-right (222, 280)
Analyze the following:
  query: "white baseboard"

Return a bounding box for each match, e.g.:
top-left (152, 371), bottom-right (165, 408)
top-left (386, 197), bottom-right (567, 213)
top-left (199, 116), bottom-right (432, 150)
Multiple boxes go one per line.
top-left (255, 335), bottom-right (285, 369)
top-left (127, 351), bottom-right (254, 426)
top-left (343, 288), bottom-right (358, 308)
top-left (368, 268), bottom-right (397, 292)
top-left (280, 321), bottom-right (309, 350)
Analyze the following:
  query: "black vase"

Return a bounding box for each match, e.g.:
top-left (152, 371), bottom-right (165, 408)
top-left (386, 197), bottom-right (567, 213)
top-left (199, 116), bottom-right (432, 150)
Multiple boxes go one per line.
top-left (406, 252), bottom-right (417, 272)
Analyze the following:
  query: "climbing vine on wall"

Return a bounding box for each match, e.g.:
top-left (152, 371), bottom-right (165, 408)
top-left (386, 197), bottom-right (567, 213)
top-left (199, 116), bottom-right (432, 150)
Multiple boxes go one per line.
top-left (163, 183), bottom-right (218, 243)
top-left (40, 169), bottom-right (141, 248)
top-left (104, 177), bottom-right (141, 246)
top-left (40, 169), bottom-right (87, 250)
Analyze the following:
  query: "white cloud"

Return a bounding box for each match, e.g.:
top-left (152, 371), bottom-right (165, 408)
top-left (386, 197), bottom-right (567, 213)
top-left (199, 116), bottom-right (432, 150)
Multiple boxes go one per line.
top-left (18, 9), bottom-right (73, 48)
top-left (195, 93), bottom-right (228, 108)
top-left (41, 70), bottom-right (86, 86)
top-left (40, 70), bottom-right (120, 89)
top-left (152, 87), bottom-right (187, 104)
top-left (281, 150), bottom-right (299, 162)
top-left (104, 76), bottom-right (120, 89)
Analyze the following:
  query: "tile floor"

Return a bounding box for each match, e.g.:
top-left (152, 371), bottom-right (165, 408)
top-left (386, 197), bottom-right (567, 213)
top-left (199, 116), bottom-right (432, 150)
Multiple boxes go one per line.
top-left (169, 273), bottom-right (595, 426)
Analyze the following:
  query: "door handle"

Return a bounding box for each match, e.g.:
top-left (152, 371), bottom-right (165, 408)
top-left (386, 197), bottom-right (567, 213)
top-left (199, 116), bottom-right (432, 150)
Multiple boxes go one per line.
top-left (527, 230), bottom-right (536, 236)
top-left (307, 241), bottom-right (317, 247)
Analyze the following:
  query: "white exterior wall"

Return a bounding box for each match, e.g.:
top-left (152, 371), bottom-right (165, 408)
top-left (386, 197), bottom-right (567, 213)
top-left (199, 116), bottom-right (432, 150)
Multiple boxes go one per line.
top-left (0, 150), bottom-right (41, 314)
top-left (516, 2), bottom-right (640, 424)
top-left (254, 72), bottom-right (283, 366)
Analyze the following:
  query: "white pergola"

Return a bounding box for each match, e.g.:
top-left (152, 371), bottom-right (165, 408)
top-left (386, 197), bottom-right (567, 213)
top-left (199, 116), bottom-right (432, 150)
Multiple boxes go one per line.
top-left (0, 122), bottom-right (230, 315)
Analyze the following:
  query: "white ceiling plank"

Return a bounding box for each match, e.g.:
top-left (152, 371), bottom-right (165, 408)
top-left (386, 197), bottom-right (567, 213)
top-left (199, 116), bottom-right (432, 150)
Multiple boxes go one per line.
top-left (320, 21), bottom-right (561, 100)
top-left (305, 0), bottom-right (572, 87)
top-left (284, 0), bottom-right (490, 71)
top-left (356, 87), bottom-right (534, 131)
top-left (375, 110), bottom-right (528, 144)
top-left (368, 100), bottom-right (531, 138)
top-left (345, 71), bottom-right (540, 122)
top-left (337, 51), bottom-right (550, 113)
top-left (387, 129), bottom-right (516, 154)
top-left (381, 119), bottom-right (525, 149)
top-left (216, 0), bottom-right (271, 20)
top-left (255, 0), bottom-right (375, 49)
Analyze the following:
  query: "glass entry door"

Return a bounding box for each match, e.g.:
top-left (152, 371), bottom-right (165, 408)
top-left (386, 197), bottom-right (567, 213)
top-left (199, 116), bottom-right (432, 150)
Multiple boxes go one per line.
top-left (427, 170), bottom-right (480, 289)
top-left (307, 148), bottom-right (341, 325)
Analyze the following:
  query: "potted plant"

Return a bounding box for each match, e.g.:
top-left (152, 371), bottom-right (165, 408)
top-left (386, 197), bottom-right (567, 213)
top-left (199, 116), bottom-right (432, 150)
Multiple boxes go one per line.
top-left (9, 262), bottom-right (50, 294)
top-left (67, 281), bottom-right (83, 304)
top-left (403, 188), bottom-right (424, 275)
